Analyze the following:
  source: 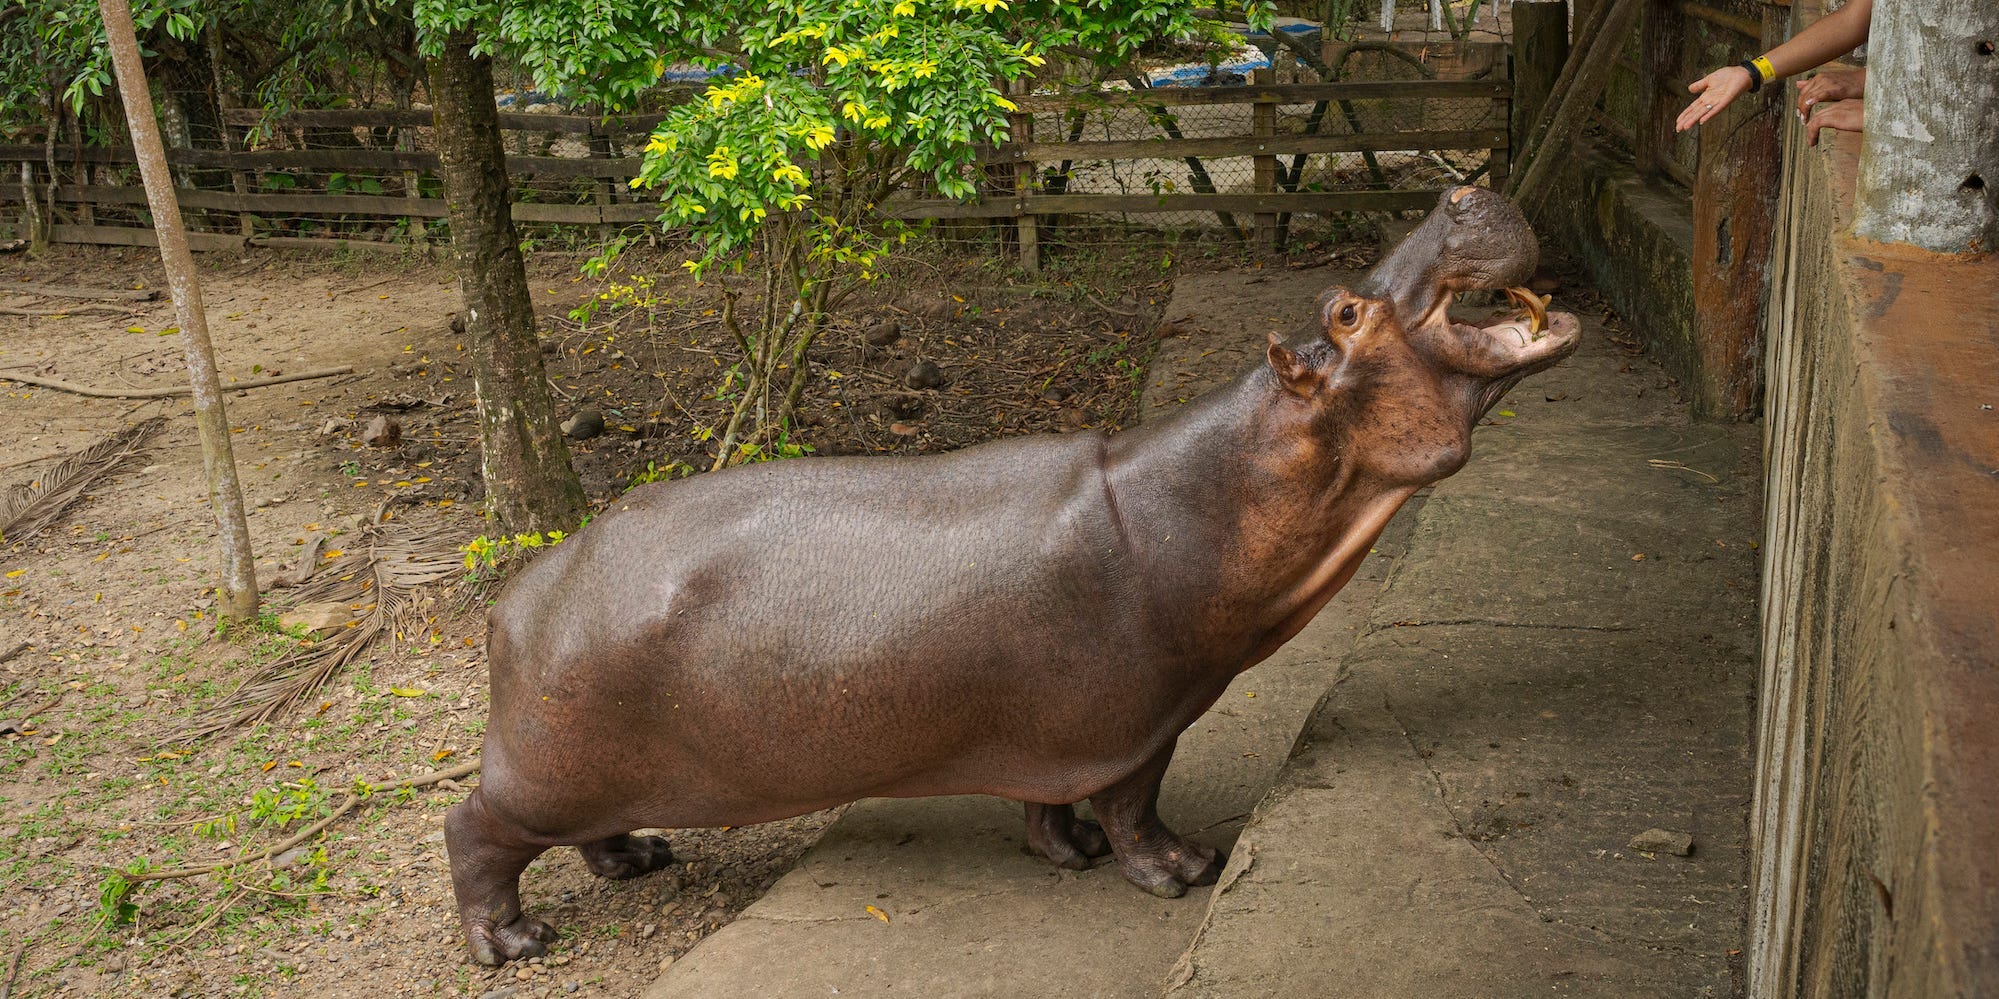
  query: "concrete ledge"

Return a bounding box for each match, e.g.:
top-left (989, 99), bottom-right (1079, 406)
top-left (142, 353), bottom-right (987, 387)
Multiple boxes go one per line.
top-left (1750, 129), bottom-right (1999, 998)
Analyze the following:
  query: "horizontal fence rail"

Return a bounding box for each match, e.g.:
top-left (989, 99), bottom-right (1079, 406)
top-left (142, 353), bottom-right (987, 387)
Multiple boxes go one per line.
top-left (2, 72), bottom-right (1509, 264)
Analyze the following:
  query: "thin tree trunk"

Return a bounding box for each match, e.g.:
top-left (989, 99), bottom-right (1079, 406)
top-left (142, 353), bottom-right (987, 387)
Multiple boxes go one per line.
top-left (98, 0), bottom-right (259, 625)
top-left (427, 30), bottom-right (586, 534)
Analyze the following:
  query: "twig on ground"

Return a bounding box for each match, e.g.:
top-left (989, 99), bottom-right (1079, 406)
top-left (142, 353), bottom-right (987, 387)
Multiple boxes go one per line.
top-left (0, 366), bottom-right (355, 399)
top-left (165, 887), bottom-right (249, 953)
top-left (0, 281), bottom-right (159, 301)
top-left (126, 760), bottom-right (481, 883)
top-left (0, 303), bottom-right (132, 317)
top-left (1082, 291), bottom-right (1140, 317)
top-left (0, 937), bottom-right (26, 999)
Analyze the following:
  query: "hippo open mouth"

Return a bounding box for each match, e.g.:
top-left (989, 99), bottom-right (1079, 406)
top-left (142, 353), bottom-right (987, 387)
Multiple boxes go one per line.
top-left (1357, 186), bottom-right (1544, 338)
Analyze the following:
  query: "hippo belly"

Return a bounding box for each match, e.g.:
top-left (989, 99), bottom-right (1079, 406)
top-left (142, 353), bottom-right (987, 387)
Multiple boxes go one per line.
top-left (476, 433), bottom-right (1224, 838)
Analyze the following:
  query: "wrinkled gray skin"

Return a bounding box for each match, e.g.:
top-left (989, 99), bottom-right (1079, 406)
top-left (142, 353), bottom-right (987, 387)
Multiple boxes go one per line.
top-left (446, 186), bottom-right (1579, 966)
top-left (1355, 185), bottom-right (1539, 333)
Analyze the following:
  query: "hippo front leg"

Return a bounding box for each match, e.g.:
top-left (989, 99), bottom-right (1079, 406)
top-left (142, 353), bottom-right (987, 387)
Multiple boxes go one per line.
top-left (1022, 801), bottom-right (1112, 870)
top-left (1088, 740), bottom-right (1225, 898)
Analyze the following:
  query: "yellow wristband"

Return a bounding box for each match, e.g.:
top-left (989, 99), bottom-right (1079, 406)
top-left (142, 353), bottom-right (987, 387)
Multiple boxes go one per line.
top-left (1751, 56), bottom-right (1777, 82)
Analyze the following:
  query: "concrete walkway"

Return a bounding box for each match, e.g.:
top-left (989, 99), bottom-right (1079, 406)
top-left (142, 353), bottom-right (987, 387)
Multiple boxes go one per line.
top-left (646, 265), bottom-right (1757, 997)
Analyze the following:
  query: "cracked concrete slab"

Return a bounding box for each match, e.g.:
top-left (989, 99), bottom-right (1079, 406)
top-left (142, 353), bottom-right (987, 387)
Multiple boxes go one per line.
top-left (1167, 307), bottom-right (1757, 997)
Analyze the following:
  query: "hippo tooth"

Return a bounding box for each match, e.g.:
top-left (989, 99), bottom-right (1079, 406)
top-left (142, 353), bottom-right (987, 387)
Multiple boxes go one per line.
top-left (1504, 286), bottom-right (1551, 337)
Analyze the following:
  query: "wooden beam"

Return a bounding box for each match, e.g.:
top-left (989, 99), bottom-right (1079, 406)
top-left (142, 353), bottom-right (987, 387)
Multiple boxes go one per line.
top-left (1014, 79), bottom-right (1509, 111)
top-left (999, 129), bottom-right (1508, 164)
top-left (891, 190), bottom-right (1441, 219)
top-left (0, 280), bottom-right (159, 301)
top-left (50, 224), bottom-right (245, 252)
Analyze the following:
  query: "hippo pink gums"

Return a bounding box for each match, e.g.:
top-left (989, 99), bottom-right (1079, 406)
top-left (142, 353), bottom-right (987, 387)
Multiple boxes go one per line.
top-left (447, 187), bottom-right (1580, 965)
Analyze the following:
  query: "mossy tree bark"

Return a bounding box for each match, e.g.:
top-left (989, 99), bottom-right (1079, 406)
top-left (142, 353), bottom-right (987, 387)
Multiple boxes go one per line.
top-left (427, 31), bottom-right (587, 534)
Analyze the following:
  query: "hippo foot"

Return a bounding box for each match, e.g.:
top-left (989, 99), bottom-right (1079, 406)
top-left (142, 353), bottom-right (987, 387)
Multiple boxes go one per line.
top-left (466, 912), bottom-right (558, 966)
top-left (578, 833), bottom-right (675, 880)
top-left (1114, 838), bottom-right (1226, 899)
top-left (1023, 802), bottom-right (1113, 871)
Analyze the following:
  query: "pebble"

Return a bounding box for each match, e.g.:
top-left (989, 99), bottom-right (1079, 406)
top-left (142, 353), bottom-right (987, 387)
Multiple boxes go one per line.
top-left (903, 360), bottom-right (945, 390)
top-left (362, 414), bottom-right (402, 448)
top-left (1628, 827), bottom-right (1695, 856)
top-left (863, 319), bottom-right (903, 346)
top-left (562, 409), bottom-right (605, 440)
top-left (478, 988), bottom-right (518, 999)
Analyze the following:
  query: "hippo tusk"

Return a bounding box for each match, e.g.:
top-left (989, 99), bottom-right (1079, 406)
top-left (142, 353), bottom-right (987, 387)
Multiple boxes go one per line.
top-left (1504, 286), bottom-right (1550, 337)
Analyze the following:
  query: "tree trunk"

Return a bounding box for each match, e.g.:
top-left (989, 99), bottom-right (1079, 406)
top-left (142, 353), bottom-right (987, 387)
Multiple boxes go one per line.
top-left (98, 0), bottom-right (259, 625)
top-left (427, 31), bottom-right (587, 534)
top-left (1854, 0), bottom-right (1999, 253)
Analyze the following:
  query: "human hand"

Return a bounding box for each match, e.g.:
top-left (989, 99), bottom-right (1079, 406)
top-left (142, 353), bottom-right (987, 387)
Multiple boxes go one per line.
top-left (1806, 99), bottom-right (1864, 146)
top-left (1676, 65), bottom-right (1754, 132)
top-left (1794, 69), bottom-right (1865, 121)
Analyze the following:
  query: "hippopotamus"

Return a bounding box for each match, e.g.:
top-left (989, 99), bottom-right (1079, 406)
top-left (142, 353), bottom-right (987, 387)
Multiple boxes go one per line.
top-left (446, 186), bottom-right (1578, 965)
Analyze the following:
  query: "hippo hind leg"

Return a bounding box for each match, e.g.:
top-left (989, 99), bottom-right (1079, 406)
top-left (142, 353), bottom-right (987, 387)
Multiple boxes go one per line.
top-left (577, 832), bottom-right (675, 880)
top-left (446, 789), bottom-right (559, 966)
top-left (1088, 739), bottom-right (1226, 898)
top-left (1022, 802), bottom-right (1112, 870)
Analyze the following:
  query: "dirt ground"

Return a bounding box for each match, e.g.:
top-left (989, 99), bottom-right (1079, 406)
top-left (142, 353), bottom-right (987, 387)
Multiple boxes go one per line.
top-left (0, 231), bottom-right (1321, 997)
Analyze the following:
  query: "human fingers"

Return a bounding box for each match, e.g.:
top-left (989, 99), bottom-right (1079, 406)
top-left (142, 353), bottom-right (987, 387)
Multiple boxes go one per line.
top-left (1677, 70), bottom-right (1741, 131)
top-left (1806, 99), bottom-right (1863, 146)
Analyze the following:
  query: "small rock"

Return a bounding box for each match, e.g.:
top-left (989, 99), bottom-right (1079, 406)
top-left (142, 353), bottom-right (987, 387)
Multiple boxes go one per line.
top-left (254, 497), bottom-right (273, 508)
top-left (864, 319), bottom-right (903, 347)
top-left (658, 956), bottom-right (677, 973)
top-left (318, 417), bottom-right (354, 437)
top-left (711, 892), bottom-right (732, 908)
top-left (362, 415), bottom-right (401, 448)
top-left (903, 360), bottom-right (945, 390)
top-left (279, 601), bottom-right (353, 637)
top-left (1628, 827), bottom-right (1694, 856)
top-left (564, 983), bottom-right (579, 994)
top-left (639, 923), bottom-right (657, 938)
top-left (478, 988), bottom-right (518, 999)
top-left (888, 422), bottom-right (919, 437)
top-left (273, 848), bottom-right (307, 868)
top-left (562, 409), bottom-right (605, 441)
top-left (515, 966), bottom-right (534, 981)
top-left (449, 314), bottom-right (467, 335)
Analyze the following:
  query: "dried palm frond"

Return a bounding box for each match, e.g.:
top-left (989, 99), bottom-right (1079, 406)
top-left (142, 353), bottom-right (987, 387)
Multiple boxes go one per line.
top-left (185, 506), bottom-right (473, 739)
top-left (0, 416), bottom-right (166, 546)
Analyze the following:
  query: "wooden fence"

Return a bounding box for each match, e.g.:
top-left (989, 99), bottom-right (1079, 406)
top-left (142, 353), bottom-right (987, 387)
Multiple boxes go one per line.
top-left (1, 73), bottom-right (1509, 266)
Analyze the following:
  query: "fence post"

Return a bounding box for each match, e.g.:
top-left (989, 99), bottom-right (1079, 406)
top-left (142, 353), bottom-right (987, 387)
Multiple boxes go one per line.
top-left (217, 116), bottom-right (254, 238)
top-left (399, 109), bottom-right (424, 245)
top-left (1007, 78), bottom-right (1039, 273)
top-left (589, 119), bottom-right (615, 242)
top-left (1487, 50), bottom-right (1511, 192)
top-left (1252, 67), bottom-right (1279, 251)
top-left (1509, 0), bottom-right (1567, 162)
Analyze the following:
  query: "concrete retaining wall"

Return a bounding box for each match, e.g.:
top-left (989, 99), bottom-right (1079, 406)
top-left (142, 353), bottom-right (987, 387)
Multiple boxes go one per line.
top-left (1749, 126), bottom-right (1999, 998)
top-left (1537, 142), bottom-right (1709, 409)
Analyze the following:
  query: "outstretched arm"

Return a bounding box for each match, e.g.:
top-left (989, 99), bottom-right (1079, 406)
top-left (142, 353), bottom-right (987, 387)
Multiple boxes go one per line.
top-left (1676, 0), bottom-right (1873, 132)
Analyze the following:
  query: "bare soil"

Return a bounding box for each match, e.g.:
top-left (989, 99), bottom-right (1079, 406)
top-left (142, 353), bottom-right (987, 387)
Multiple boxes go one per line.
top-left (0, 234), bottom-right (1246, 997)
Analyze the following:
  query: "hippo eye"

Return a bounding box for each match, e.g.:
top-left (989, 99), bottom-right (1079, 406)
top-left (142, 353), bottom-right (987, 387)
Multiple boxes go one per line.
top-left (1338, 304), bottom-right (1357, 325)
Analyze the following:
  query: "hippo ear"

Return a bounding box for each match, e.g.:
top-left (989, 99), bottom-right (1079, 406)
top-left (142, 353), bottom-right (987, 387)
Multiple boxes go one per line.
top-left (1266, 333), bottom-right (1317, 397)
